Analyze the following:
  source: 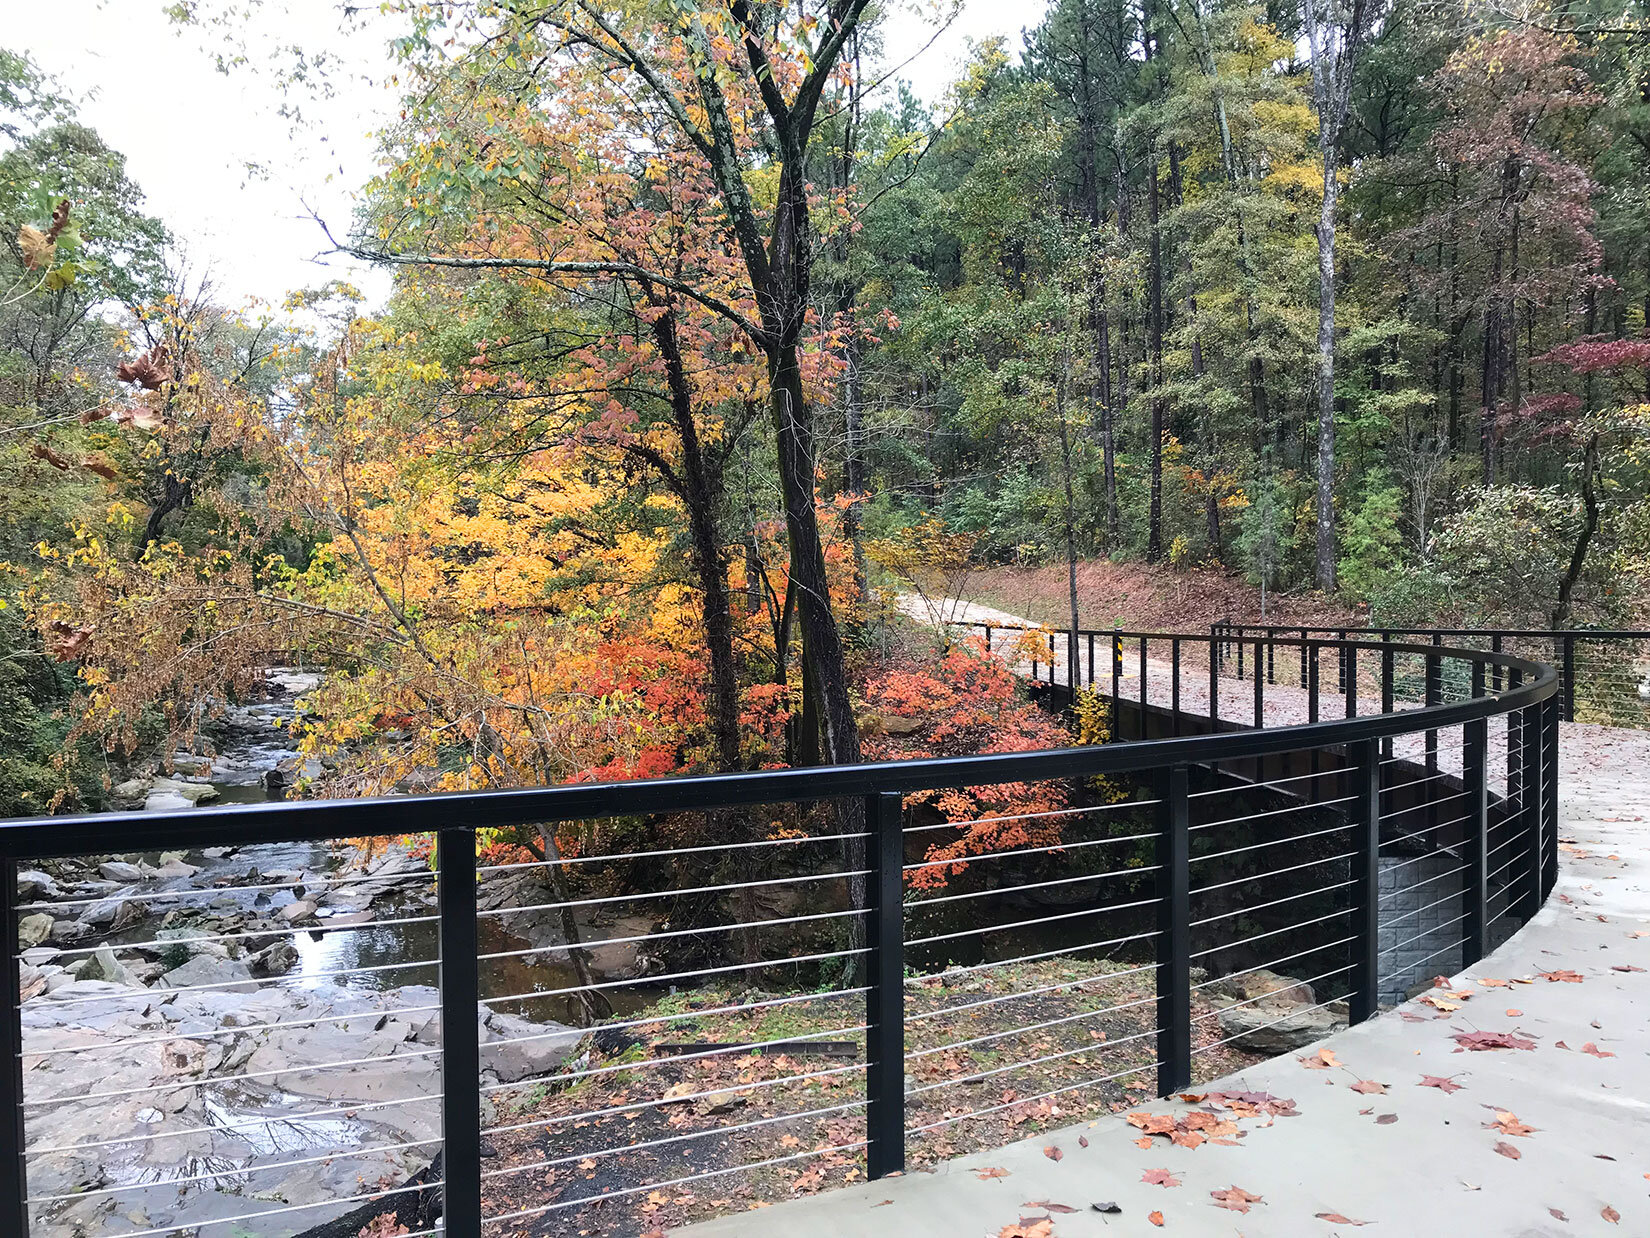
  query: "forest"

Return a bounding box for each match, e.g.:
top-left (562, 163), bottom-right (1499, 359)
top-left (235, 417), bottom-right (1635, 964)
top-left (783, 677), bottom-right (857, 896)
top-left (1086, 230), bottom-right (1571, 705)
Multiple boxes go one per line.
top-left (3, 0), bottom-right (1650, 820)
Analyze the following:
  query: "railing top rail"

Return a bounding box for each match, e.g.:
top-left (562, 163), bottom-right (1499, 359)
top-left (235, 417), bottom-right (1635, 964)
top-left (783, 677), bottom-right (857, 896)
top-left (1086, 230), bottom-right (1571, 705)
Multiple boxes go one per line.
top-left (0, 634), bottom-right (1557, 863)
top-left (1211, 620), bottom-right (1650, 640)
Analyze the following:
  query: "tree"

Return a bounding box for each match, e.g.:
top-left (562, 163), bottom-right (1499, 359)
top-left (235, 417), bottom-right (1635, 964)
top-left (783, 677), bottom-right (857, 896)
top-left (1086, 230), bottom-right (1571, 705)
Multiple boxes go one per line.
top-left (1301, 0), bottom-right (1375, 590)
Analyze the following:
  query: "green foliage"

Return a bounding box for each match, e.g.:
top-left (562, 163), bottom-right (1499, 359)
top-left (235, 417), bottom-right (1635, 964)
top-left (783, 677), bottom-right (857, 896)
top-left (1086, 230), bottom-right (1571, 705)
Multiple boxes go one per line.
top-left (1337, 475), bottom-right (1406, 600)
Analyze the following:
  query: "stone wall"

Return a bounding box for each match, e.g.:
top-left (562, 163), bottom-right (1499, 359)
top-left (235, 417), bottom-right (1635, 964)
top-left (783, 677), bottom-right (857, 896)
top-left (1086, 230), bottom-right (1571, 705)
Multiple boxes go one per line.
top-left (1378, 852), bottom-right (1463, 1004)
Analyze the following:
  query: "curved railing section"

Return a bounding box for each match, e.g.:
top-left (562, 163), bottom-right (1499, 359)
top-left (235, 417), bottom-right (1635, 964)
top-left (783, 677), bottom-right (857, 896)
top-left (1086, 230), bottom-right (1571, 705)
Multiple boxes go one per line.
top-left (0, 632), bottom-right (1560, 1238)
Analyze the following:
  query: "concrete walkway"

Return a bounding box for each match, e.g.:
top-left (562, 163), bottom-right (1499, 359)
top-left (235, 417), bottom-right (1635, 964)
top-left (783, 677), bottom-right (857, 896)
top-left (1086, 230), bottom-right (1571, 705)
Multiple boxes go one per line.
top-left (676, 618), bottom-right (1650, 1238)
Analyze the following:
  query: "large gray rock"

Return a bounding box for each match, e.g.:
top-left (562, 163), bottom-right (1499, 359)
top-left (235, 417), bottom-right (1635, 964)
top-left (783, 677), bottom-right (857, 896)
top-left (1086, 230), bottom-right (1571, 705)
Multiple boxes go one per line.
top-left (149, 776), bottom-right (219, 804)
top-left (144, 791), bottom-right (195, 812)
top-left (18, 913), bottom-right (55, 948)
top-left (479, 1010), bottom-right (583, 1083)
top-left (249, 939), bottom-right (299, 977)
top-left (79, 893), bottom-right (147, 932)
top-left (1214, 997), bottom-right (1345, 1054)
top-left (158, 954), bottom-right (258, 995)
top-left (16, 870), bottom-right (58, 901)
top-left (97, 861), bottom-right (145, 883)
top-left (77, 945), bottom-right (138, 987)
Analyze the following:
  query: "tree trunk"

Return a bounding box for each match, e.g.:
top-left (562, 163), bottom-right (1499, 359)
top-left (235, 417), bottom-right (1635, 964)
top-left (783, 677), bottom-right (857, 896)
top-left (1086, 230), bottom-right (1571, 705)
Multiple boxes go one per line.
top-left (1313, 140), bottom-right (1339, 590)
top-left (1146, 154), bottom-right (1166, 564)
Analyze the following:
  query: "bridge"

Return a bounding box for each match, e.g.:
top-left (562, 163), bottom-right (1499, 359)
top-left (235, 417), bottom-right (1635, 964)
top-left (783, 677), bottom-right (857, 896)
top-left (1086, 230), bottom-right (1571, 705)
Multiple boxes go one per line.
top-left (1, 625), bottom-right (1645, 1236)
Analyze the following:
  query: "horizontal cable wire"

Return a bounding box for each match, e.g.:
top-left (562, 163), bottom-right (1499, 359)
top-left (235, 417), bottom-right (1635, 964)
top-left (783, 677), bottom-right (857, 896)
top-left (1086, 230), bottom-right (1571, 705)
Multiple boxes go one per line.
top-left (481, 1062), bottom-right (868, 1138)
top-left (1191, 795), bottom-right (1356, 833)
top-left (903, 830), bottom-right (1159, 873)
top-left (45, 912), bottom-right (441, 960)
top-left (478, 1020), bottom-right (869, 1095)
top-left (1190, 940), bottom-right (1357, 995)
top-left (1191, 879), bottom-right (1355, 927)
top-left (479, 1096), bottom-right (871, 1182)
top-left (902, 928), bottom-right (1161, 985)
top-left (905, 991), bottom-right (1156, 1062)
top-left (1397, 933), bottom-right (1474, 973)
top-left (477, 904), bottom-right (866, 962)
top-left (478, 830), bottom-right (873, 873)
top-left (1380, 881), bottom-right (1471, 928)
top-left (905, 1058), bottom-right (1163, 1134)
top-left (25, 1001), bottom-right (444, 1059)
top-left (15, 867), bottom-right (431, 912)
top-left (903, 799), bottom-right (1157, 838)
top-left (480, 944), bottom-right (870, 1006)
top-left (902, 961), bottom-right (1158, 1026)
top-left (1379, 911), bottom-right (1472, 958)
top-left (907, 1023), bottom-right (1161, 1097)
top-left (22, 1045), bottom-right (444, 1109)
top-left (1187, 766), bottom-right (1350, 800)
top-left (33, 954), bottom-right (439, 1008)
top-left (1189, 905), bottom-right (1353, 960)
top-left (23, 1090), bottom-right (440, 1157)
top-left (480, 1140), bottom-right (872, 1224)
top-left (905, 863), bottom-right (1159, 909)
top-left (29, 1134), bottom-right (442, 1204)
top-left (479, 986), bottom-right (869, 1054)
top-left (907, 896), bottom-right (1159, 948)
top-left (72, 1176), bottom-right (446, 1238)
top-left (476, 867), bottom-right (870, 916)
top-left (1189, 851), bottom-right (1357, 898)
top-left (1188, 820), bottom-right (1355, 865)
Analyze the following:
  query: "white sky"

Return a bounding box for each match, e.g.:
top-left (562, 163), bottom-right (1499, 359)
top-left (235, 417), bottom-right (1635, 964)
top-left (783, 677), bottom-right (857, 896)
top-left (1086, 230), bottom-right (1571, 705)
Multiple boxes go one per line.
top-left (9, 0), bottom-right (1045, 313)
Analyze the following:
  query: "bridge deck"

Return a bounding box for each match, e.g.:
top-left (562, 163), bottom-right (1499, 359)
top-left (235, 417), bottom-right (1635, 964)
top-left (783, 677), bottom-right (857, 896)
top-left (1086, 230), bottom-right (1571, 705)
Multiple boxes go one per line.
top-left (676, 615), bottom-right (1650, 1237)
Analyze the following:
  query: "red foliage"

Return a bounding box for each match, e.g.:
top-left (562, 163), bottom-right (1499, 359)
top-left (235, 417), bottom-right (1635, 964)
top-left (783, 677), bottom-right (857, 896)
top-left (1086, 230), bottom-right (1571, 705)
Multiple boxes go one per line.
top-left (861, 640), bottom-right (1075, 890)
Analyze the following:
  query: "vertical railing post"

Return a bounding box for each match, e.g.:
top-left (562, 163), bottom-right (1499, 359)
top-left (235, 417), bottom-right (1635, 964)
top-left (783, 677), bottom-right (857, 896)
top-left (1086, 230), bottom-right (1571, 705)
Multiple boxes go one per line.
top-left (1087, 632), bottom-right (1096, 687)
top-left (1344, 644), bottom-right (1358, 719)
top-left (1307, 643), bottom-right (1320, 724)
top-left (1111, 628), bottom-right (1123, 736)
top-left (1491, 633), bottom-right (1503, 692)
top-left (1425, 635), bottom-right (1442, 772)
top-left (1543, 696), bottom-right (1560, 898)
top-left (437, 826), bottom-right (482, 1238)
top-left (1155, 765), bottom-right (1191, 1097)
top-left (1139, 635), bottom-right (1150, 731)
top-left (1523, 702), bottom-right (1546, 919)
top-left (1, 854), bottom-right (30, 1237)
top-left (866, 791), bottom-right (906, 1179)
top-left (1171, 638), bottom-right (1182, 736)
top-left (982, 624), bottom-right (992, 659)
top-left (1336, 629), bottom-right (1348, 693)
top-left (1349, 738), bottom-right (1381, 1024)
top-left (1237, 638), bottom-right (1245, 682)
top-left (1562, 635), bottom-right (1577, 722)
top-left (1299, 628), bottom-right (1308, 686)
top-left (1464, 664), bottom-right (1488, 965)
top-left (1380, 636), bottom-right (1395, 760)
top-left (1207, 635), bottom-right (1219, 731)
top-left (1252, 639), bottom-right (1264, 728)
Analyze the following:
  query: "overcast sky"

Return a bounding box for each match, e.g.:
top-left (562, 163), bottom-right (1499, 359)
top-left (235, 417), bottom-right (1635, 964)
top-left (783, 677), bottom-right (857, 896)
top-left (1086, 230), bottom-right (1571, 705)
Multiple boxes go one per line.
top-left (10, 1), bottom-right (1046, 313)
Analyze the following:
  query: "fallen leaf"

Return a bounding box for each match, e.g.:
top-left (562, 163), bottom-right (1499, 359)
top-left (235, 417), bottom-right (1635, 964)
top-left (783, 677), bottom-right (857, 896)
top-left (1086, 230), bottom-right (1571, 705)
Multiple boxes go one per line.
top-left (1300, 1047), bottom-right (1342, 1069)
top-left (1453, 1030), bottom-right (1537, 1052)
top-left (1023, 1202), bottom-right (1078, 1214)
top-left (1316, 1213), bottom-right (1369, 1226)
top-left (1612, 964), bottom-right (1645, 973)
top-left (1148, 1211), bottom-right (1164, 1227)
top-left (1477, 977), bottom-right (1510, 988)
top-left (1603, 1204), bottom-right (1620, 1224)
top-left (1581, 1042), bottom-right (1615, 1058)
top-left (997, 1221), bottom-right (1052, 1238)
top-left (1134, 1136), bottom-right (1154, 1150)
top-left (1506, 1009), bottom-right (1523, 1017)
top-left (1549, 1208), bottom-right (1568, 1220)
top-left (1420, 1075), bottom-right (1465, 1094)
top-left (1543, 969), bottom-right (1584, 983)
top-left (1493, 1141), bottom-right (1522, 1160)
top-left (1488, 1112), bottom-right (1536, 1137)
top-left (1043, 1146), bottom-right (1063, 1162)
top-left (976, 1167), bottom-right (1012, 1180)
top-left (1375, 1113), bottom-right (1398, 1124)
top-left (1211, 1185), bottom-right (1264, 1213)
top-left (1350, 1079), bottom-right (1386, 1094)
top-left (1090, 1202), bottom-right (1120, 1214)
top-left (1142, 1168), bottom-right (1180, 1188)
top-left (1126, 1113), bottom-right (1177, 1135)
top-left (1077, 1135), bottom-right (1089, 1148)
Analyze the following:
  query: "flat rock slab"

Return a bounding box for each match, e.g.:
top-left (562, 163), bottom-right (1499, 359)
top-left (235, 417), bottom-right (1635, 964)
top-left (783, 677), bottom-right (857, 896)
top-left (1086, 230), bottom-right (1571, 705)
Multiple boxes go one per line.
top-left (675, 724), bottom-right (1650, 1238)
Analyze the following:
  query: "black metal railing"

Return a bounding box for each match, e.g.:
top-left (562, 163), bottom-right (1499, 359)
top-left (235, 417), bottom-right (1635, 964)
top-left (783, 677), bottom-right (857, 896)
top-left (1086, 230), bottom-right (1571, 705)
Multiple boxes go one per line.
top-left (2, 633), bottom-right (1559, 1238)
top-left (1213, 620), bottom-right (1650, 728)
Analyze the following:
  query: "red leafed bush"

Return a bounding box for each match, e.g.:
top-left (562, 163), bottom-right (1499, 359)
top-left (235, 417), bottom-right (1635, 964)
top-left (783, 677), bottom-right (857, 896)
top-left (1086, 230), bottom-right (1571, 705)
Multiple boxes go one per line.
top-left (861, 640), bottom-right (1074, 890)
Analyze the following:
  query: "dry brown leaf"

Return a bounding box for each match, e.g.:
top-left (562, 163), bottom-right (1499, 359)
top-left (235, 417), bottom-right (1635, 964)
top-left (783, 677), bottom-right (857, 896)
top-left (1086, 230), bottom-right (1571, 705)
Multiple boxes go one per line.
top-left (1488, 1112), bottom-right (1536, 1137)
top-left (1210, 1185), bottom-right (1264, 1213)
top-left (1493, 1141), bottom-right (1522, 1160)
top-left (1043, 1146), bottom-right (1063, 1162)
top-left (1602, 1205), bottom-right (1620, 1225)
top-left (1349, 1079), bottom-right (1386, 1095)
top-left (1581, 1042), bottom-right (1615, 1058)
top-left (976, 1167), bottom-right (1012, 1180)
top-left (1147, 1211), bottom-right (1164, 1227)
top-left (1315, 1213), bottom-right (1369, 1226)
top-left (1142, 1168), bottom-right (1180, 1188)
top-left (1300, 1047), bottom-right (1341, 1069)
top-left (1419, 1075), bottom-right (1465, 1094)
